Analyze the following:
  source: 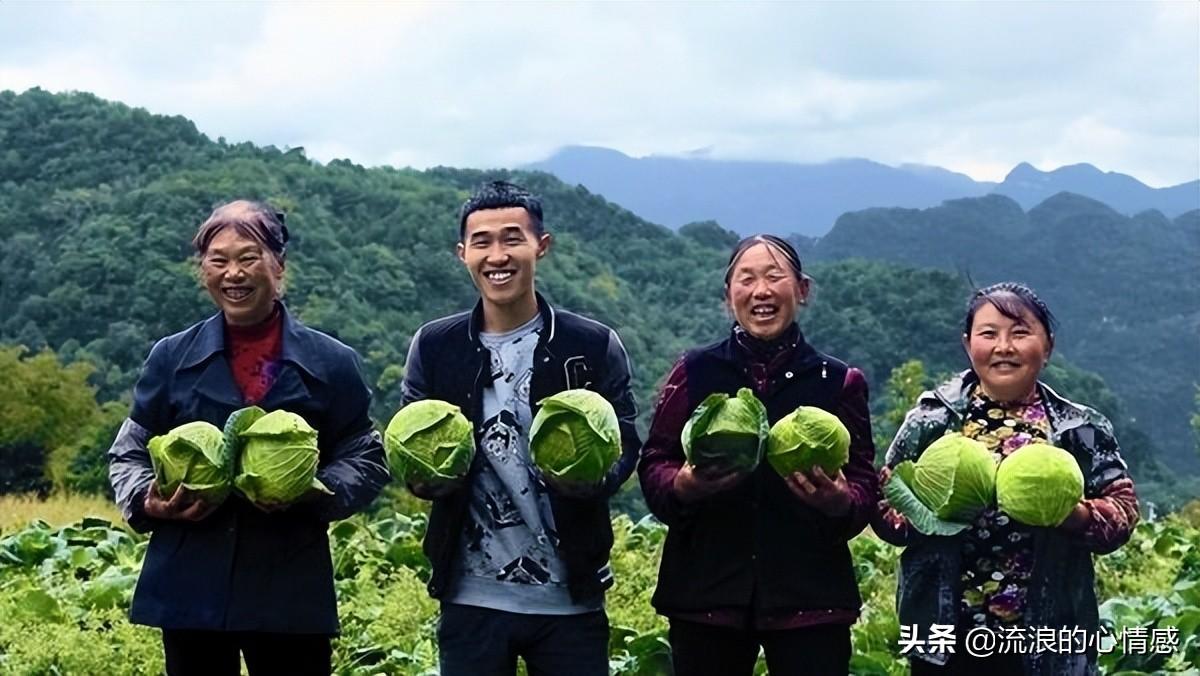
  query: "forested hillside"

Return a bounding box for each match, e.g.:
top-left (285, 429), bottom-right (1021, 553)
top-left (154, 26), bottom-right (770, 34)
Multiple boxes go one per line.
top-left (810, 194), bottom-right (1200, 474)
top-left (2, 86), bottom-right (1198, 676)
top-left (0, 88), bottom-right (1180, 498)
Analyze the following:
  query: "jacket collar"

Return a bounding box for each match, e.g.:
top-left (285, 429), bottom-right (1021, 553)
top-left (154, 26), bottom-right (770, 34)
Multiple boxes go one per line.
top-left (929, 369), bottom-right (1094, 435)
top-left (178, 303), bottom-right (327, 383)
top-left (467, 290), bottom-right (557, 346)
top-left (719, 322), bottom-right (823, 372)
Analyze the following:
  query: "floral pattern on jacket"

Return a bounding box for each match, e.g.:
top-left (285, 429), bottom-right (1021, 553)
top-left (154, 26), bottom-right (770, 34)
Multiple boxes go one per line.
top-left (958, 388), bottom-right (1050, 628)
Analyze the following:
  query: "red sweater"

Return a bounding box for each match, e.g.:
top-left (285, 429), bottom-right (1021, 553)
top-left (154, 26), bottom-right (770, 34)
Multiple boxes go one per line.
top-left (225, 309), bottom-right (283, 404)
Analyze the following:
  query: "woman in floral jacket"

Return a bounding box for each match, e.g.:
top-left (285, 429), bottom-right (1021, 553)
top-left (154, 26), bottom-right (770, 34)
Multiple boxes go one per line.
top-left (874, 282), bottom-right (1139, 676)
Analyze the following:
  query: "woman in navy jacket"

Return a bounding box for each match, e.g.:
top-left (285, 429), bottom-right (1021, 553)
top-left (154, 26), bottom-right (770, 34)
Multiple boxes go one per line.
top-left (107, 200), bottom-right (389, 676)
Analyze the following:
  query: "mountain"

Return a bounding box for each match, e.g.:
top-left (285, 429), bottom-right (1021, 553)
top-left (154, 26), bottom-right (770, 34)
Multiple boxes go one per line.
top-left (525, 147), bottom-right (1200, 236)
top-left (525, 146), bottom-right (994, 236)
top-left (0, 89), bottom-right (996, 417)
top-left (809, 192), bottom-right (1200, 473)
top-left (993, 162), bottom-right (1200, 216)
top-left (0, 88), bottom-right (1180, 489)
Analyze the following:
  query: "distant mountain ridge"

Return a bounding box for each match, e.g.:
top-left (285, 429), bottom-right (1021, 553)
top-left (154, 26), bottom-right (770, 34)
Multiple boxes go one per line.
top-left (525, 146), bottom-right (1199, 236)
top-left (993, 161), bottom-right (1199, 216)
top-left (805, 192), bottom-right (1200, 473)
top-left (0, 88), bottom-right (1192, 486)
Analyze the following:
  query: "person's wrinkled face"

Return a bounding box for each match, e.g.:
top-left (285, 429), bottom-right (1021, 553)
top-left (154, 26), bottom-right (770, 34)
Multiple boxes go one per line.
top-left (457, 206), bottom-right (550, 311)
top-left (726, 243), bottom-right (808, 340)
top-left (200, 227), bottom-right (283, 326)
top-left (964, 302), bottom-right (1052, 401)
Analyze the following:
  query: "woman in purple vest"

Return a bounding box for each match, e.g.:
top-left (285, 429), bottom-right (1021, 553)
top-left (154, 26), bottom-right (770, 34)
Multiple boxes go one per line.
top-left (638, 234), bottom-right (880, 676)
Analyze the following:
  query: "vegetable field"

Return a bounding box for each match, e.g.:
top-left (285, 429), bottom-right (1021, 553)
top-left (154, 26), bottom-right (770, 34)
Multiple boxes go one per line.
top-left (0, 501), bottom-right (1197, 675)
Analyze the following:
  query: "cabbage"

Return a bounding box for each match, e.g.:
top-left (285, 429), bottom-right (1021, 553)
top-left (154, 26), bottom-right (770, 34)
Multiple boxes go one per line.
top-left (384, 400), bottom-right (475, 487)
top-left (766, 406), bottom-right (850, 477)
top-left (147, 421), bottom-right (233, 504)
top-left (884, 433), bottom-right (996, 536)
top-left (682, 388), bottom-right (768, 473)
top-left (223, 405), bottom-right (266, 460)
top-left (234, 410), bottom-right (330, 504)
top-left (996, 443), bottom-right (1084, 527)
top-left (530, 389), bottom-right (621, 488)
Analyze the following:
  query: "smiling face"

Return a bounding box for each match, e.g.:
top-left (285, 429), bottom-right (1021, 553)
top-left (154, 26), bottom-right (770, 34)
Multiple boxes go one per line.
top-left (200, 226), bottom-right (284, 326)
top-left (457, 206), bottom-right (551, 331)
top-left (726, 242), bottom-right (809, 340)
top-left (963, 301), bottom-right (1053, 402)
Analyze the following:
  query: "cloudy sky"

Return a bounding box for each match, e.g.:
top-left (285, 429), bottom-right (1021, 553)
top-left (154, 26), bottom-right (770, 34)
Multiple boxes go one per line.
top-left (1, 1), bottom-right (1196, 186)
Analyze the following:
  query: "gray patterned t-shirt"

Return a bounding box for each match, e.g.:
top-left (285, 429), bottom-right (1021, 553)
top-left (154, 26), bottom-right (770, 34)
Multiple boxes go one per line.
top-left (446, 314), bottom-right (600, 615)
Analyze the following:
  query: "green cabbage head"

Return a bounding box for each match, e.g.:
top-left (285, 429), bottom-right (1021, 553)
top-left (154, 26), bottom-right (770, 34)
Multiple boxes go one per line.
top-left (682, 388), bottom-right (768, 473)
top-left (884, 433), bottom-right (996, 536)
top-left (223, 405), bottom-right (265, 462)
top-left (148, 420), bottom-right (233, 504)
top-left (996, 443), bottom-right (1084, 527)
top-left (384, 400), bottom-right (475, 486)
top-left (234, 410), bottom-right (330, 504)
top-left (766, 406), bottom-right (850, 477)
top-left (530, 389), bottom-right (621, 488)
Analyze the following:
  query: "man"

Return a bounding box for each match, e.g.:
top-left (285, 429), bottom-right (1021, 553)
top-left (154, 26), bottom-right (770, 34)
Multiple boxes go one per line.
top-left (400, 180), bottom-right (640, 676)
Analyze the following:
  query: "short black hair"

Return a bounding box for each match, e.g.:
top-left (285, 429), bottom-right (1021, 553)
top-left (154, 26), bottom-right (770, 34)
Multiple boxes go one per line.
top-left (458, 180), bottom-right (544, 239)
top-left (964, 282), bottom-right (1057, 344)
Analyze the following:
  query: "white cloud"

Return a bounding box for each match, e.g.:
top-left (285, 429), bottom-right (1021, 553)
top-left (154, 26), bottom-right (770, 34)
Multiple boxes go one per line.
top-left (0, 0), bottom-right (1195, 186)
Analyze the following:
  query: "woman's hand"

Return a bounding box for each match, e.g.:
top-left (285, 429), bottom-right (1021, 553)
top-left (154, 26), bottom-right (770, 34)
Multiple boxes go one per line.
top-left (784, 466), bottom-right (852, 517)
top-left (1057, 501), bottom-right (1091, 533)
top-left (876, 466), bottom-right (910, 530)
top-left (251, 486), bottom-right (329, 513)
top-left (143, 483), bottom-right (219, 521)
top-left (673, 463), bottom-right (748, 504)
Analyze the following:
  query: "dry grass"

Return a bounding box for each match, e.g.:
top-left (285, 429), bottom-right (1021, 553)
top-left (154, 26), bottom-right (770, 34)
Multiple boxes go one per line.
top-left (0, 492), bottom-right (123, 533)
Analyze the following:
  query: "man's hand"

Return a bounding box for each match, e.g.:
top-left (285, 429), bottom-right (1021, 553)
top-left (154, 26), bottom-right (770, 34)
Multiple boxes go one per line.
top-left (784, 466), bottom-right (852, 517)
top-left (407, 476), bottom-right (465, 500)
top-left (544, 474), bottom-right (605, 499)
top-left (673, 463), bottom-right (748, 504)
top-left (143, 483), bottom-right (220, 521)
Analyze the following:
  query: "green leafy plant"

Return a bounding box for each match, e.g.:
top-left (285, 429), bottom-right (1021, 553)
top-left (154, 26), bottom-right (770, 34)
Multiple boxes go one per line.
top-left (884, 433), bottom-right (995, 536)
top-left (2, 507), bottom-right (1198, 674)
top-left (147, 421), bottom-right (233, 504)
top-left (766, 406), bottom-right (850, 477)
top-left (383, 400), bottom-right (475, 488)
top-left (530, 389), bottom-right (621, 488)
top-left (996, 443), bottom-right (1084, 527)
top-left (682, 388), bottom-right (768, 473)
top-left (234, 410), bottom-right (329, 504)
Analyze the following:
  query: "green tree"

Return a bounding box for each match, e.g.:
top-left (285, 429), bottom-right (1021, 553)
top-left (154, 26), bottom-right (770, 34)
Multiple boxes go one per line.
top-left (0, 346), bottom-right (100, 450)
top-left (873, 360), bottom-right (930, 461)
top-left (0, 88), bottom-right (1179, 499)
top-left (0, 346), bottom-right (104, 493)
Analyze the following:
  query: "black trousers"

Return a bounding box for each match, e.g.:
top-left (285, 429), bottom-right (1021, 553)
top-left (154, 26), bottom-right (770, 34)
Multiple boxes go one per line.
top-left (161, 629), bottom-right (332, 676)
top-left (667, 619), bottom-right (852, 676)
top-left (437, 603), bottom-right (610, 676)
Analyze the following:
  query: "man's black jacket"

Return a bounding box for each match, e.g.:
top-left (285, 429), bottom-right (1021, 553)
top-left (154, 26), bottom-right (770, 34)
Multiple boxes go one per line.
top-left (400, 292), bottom-right (640, 602)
